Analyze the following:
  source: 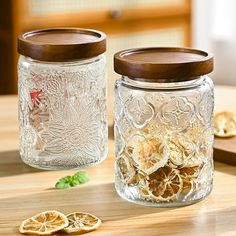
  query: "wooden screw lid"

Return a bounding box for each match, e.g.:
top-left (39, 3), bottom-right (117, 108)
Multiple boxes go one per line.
top-left (114, 47), bottom-right (214, 82)
top-left (18, 28), bottom-right (106, 62)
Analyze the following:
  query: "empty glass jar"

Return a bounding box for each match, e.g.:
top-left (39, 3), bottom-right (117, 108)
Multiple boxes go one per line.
top-left (18, 28), bottom-right (108, 170)
top-left (114, 47), bottom-right (214, 207)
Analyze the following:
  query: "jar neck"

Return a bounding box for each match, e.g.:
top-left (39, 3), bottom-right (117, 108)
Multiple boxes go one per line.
top-left (121, 76), bottom-right (206, 90)
top-left (20, 54), bottom-right (104, 66)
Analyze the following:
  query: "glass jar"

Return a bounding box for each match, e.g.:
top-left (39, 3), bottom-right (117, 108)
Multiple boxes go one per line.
top-left (17, 28), bottom-right (108, 170)
top-left (114, 47), bottom-right (214, 207)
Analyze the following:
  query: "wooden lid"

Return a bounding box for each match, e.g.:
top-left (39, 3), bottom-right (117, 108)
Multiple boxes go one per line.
top-left (18, 28), bottom-right (106, 62)
top-left (114, 47), bottom-right (214, 82)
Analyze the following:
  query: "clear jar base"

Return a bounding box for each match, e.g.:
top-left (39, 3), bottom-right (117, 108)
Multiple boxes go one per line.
top-left (115, 185), bottom-right (213, 208)
top-left (21, 153), bottom-right (107, 170)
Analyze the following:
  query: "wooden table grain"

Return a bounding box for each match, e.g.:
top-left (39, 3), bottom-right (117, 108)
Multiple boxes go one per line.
top-left (0, 86), bottom-right (236, 236)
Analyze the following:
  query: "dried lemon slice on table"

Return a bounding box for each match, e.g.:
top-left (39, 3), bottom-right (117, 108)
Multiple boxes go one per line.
top-left (214, 111), bottom-right (236, 138)
top-left (127, 134), bottom-right (169, 175)
top-left (19, 210), bottom-right (68, 235)
top-left (63, 212), bottom-right (101, 234)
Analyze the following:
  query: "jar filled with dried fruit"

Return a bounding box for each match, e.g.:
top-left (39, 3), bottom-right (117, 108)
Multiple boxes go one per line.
top-left (18, 28), bottom-right (107, 170)
top-left (114, 47), bottom-right (214, 207)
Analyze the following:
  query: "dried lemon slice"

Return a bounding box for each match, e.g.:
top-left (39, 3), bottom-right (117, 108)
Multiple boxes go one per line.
top-left (179, 166), bottom-right (200, 198)
top-left (148, 166), bottom-right (183, 201)
top-left (19, 210), bottom-right (68, 235)
top-left (140, 166), bottom-right (183, 202)
top-left (117, 154), bottom-right (136, 184)
top-left (117, 154), bottom-right (144, 186)
top-left (214, 111), bottom-right (236, 138)
top-left (179, 166), bottom-right (200, 179)
top-left (64, 212), bottom-right (101, 234)
top-left (127, 134), bottom-right (169, 175)
top-left (168, 133), bottom-right (204, 167)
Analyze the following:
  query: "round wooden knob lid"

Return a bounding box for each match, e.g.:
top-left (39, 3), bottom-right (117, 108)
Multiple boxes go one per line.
top-left (18, 28), bottom-right (106, 62)
top-left (114, 47), bottom-right (214, 82)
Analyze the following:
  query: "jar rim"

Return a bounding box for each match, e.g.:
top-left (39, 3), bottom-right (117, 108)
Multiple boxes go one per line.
top-left (114, 47), bottom-right (214, 83)
top-left (18, 28), bottom-right (106, 62)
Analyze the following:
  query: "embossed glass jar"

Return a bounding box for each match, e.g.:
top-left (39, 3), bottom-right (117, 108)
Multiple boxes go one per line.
top-left (114, 47), bottom-right (214, 207)
top-left (18, 28), bottom-right (107, 170)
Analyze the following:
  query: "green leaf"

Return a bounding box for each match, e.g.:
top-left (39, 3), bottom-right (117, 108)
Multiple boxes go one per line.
top-left (55, 176), bottom-right (74, 189)
top-left (55, 181), bottom-right (71, 189)
top-left (73, 171), bottom-right (89, 185)
top-left (55, 172), bottom-right (89, 189)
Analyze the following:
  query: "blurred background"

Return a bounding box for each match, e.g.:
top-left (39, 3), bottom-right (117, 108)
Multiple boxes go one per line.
top-left (0, 0), bottom-right (235, 95)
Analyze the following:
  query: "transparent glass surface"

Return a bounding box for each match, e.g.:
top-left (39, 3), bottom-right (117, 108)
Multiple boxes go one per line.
top-left (114, 76), bottom-right (214, 207)
top-left (18, 55), bottom-right (108, 170)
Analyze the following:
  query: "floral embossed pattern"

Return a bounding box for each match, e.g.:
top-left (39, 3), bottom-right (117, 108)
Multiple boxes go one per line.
top-left (159, 97), bottom-right (195, 131)
top-left (18, 55), bottom-right (107, 169)
top-left (198, 80), bottom-right (214, 125)
top-left (125, 97), bottom-right (154, 128)
top-left (114, 77), bottom-right (214, 206)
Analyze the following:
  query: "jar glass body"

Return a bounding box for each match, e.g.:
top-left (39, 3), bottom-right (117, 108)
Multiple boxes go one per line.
top-left (18, 54), bottom-right (108, 170)
top-left (114, 76), bottom-right (214, 207)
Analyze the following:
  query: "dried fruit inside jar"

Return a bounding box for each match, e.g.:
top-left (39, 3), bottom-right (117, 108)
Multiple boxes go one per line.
top-left (116, 126), bottom-right (212, 204)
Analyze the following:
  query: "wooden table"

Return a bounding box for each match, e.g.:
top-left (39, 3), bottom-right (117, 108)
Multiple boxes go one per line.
top-left (0, 86), bottom-right (236, 236)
